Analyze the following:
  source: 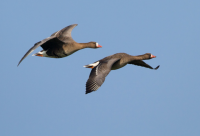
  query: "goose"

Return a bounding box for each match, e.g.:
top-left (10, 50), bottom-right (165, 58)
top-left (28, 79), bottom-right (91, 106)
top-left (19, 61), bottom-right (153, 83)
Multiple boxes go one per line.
top-left (18, 24), bottom-right (102, 66)
top-left (84, 53), bottom-right (159, 94)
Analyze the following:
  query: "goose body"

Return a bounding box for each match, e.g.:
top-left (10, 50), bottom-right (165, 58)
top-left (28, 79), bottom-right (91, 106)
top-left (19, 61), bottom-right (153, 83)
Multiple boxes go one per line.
top-left (84, 53), bottom-right (159, 94)
top-left (18, 24), bottom-right (102, 66)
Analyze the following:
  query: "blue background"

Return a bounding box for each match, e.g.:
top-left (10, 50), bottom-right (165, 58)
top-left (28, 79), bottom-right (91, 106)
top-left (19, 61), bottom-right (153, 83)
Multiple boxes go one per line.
top-left (1, 0), bottom-right (200, 135)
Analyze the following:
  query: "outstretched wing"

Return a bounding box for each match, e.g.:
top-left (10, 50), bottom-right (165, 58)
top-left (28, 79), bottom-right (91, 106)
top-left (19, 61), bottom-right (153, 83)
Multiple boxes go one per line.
top-left (56, 24), bottom-right (77, 43)
top-left (86, 58), bottom-right (120, 94)
top-left (129, 60), bottom-right (159, 70)
top-left (17, 36), bottom-right (56, 66)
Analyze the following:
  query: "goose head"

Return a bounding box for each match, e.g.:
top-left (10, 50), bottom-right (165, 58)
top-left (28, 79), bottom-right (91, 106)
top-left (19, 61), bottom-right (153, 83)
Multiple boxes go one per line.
top-left (89, 42), bottom-right (102, 48)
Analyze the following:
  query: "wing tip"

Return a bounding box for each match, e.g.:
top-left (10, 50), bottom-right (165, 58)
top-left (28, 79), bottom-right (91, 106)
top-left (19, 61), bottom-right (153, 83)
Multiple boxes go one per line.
top-left (71, 24), bottom-right (78, 27)
top-left (154, 65), bottom-right (160, 70)
top-left (17, 60), bottom-right (23, 67)
top-left (85, 90), bottom-right (93, 94)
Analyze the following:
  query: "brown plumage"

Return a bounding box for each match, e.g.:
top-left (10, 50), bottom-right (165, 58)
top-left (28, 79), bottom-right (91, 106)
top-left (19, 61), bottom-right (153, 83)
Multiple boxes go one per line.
top-left (18, 24), bottom-right (102, 66)
top-left (84, 53), bottom-right (160, 94)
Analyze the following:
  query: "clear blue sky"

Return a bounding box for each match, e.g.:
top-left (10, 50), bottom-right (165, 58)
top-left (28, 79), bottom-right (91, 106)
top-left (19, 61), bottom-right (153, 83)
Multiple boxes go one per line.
top-left (1, 0), bottom-right (200, 136)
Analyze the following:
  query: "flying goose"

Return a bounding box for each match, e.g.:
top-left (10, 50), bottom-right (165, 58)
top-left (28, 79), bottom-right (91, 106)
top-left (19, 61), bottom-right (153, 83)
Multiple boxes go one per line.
top-left (84, 53), bottom-right (159, 94)
top-left (18, 24), bottom-right (102, 66)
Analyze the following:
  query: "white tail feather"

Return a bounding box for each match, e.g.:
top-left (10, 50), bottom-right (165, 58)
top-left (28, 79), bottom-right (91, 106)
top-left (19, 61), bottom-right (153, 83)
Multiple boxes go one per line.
top-left (84, 61), bottom-right (99, 68)
top-left (32, 51), bottom-right (48, 57)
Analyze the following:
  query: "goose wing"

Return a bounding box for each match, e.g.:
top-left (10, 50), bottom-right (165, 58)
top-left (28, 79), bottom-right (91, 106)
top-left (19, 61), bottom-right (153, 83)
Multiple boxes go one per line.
top-left (86, 58), bottom-right (120, 94)
top-left (129, 60), bottom-right (159, 70)
top-left (55, 24), bottom-right (77, 43)
top-left (17, 36), bottom-right (56, 66)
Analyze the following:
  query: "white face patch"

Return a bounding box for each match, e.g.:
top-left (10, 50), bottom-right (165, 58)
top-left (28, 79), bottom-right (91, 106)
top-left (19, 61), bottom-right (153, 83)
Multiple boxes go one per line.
top-left (96, 42), bottom-right (99, 47)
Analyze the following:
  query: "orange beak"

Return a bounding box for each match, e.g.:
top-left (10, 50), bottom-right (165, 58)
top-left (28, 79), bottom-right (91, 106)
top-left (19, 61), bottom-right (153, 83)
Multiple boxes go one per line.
top-left (151, 54), bottom-right (156, 58)
top-left (97, 45), bottom-right (102, 48)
